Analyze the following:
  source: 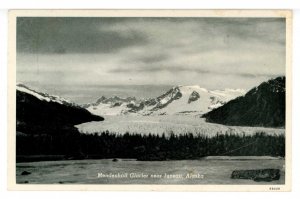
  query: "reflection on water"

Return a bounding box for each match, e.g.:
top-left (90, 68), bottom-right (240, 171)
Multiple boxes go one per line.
top-left (16, 158), bottom-right (285, 184)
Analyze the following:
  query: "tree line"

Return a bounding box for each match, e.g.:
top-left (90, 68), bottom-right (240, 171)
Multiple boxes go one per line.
top-left (16, 128), bottom-right (285, 162)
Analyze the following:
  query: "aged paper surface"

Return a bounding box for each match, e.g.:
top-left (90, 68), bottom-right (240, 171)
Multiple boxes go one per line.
top-left (7, 9), bottom-right (292, 191)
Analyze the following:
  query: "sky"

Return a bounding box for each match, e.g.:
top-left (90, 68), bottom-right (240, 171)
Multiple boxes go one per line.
top-left (16, 17), bottom-right (286, 103)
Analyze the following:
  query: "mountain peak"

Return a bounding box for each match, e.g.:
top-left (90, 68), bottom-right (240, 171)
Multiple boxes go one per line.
top-left (247, 76), bottom-right (285, 96)
top-left (96, 96), bottom-right (107, 104)
top-left (267, 76), bottom-right (285, 93)
top-left (95, 95), bottom-right (137, 104)
top-left (177, 85), bottom-right (208, 93)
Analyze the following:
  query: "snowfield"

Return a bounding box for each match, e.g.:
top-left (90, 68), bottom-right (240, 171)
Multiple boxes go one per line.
top-left (76, 115), bottom-right (285, 137)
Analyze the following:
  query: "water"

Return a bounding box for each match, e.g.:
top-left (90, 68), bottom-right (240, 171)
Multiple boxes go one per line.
top-left (16, 158), bottom-right (285, 184)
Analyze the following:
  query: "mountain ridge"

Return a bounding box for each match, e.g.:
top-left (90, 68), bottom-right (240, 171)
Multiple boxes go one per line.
top-left (85, 85), bottom-right (245, 116)
top-left (16, 84), bottom-right (104, 135)
top-left (202, 76), bottom-right (285, 127)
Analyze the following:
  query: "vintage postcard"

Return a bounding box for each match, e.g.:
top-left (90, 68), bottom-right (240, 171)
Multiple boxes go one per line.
top-left (7, 10), bottom-right (292, 191)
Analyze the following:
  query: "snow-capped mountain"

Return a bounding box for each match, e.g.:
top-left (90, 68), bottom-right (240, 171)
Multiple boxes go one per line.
top-left (85, 85), bottom-right (245, 116)
top-left (84, 96), bottom-right (138, 116)
top-left (17, 83), bottom-right (76, 106)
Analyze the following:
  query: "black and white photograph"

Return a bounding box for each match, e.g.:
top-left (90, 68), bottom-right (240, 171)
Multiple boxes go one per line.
top-left (7, 10), bottom-right (292, 191)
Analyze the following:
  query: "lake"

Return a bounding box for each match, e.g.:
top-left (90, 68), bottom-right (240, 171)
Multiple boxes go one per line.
top-left (16, 157), bottom-right (285, 184)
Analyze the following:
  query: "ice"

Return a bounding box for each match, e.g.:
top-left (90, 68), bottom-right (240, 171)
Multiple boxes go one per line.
top-left (76, 115), bottom-right (285, 137)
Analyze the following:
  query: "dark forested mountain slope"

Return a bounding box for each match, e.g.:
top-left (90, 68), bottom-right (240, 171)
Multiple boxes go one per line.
top-left (16, 84), bottom-right (104, 135)
top-left (202, 76), bottom-right (285, 127)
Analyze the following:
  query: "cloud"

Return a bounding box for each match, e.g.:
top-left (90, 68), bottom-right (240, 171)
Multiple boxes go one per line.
top-left (17, 17), bottom-right (286, 93)
top-left (98, 17), bottom-right (285, 78)
top-left (135, 53), bottom-right (170, 64)
top-left (17, 18), bottom-right (148, 54)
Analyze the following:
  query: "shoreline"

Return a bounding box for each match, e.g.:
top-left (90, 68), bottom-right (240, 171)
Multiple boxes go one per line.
top-left (16, 155), bottom-right (284, 163)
